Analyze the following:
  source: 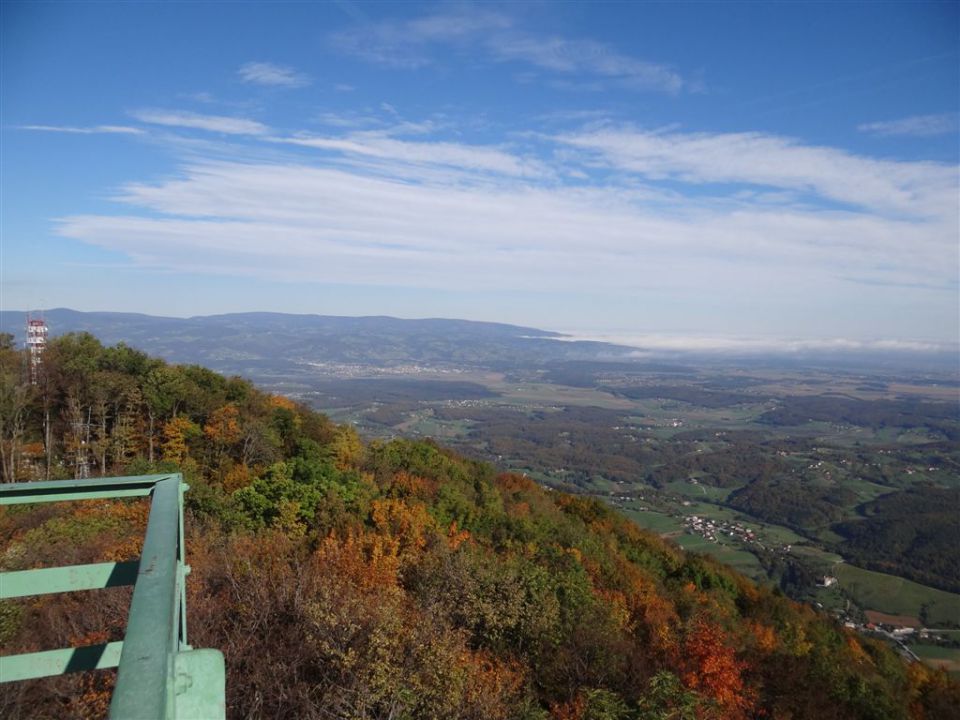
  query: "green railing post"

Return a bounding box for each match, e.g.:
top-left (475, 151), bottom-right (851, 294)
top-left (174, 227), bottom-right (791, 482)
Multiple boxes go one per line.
top-left (109, 477), bottom-right (181, 718)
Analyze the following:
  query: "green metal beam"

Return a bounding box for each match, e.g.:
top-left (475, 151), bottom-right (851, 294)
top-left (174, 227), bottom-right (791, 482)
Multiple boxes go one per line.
top-left (0, 642), bottom-right (124, 682)
top-left (0, 472), bottom-right (225, 719)
top-left (1, 561), bottom-right (140, 599)
top-left (109, 477), bottom-right (181, 719)
top-left (0, 474), bottom-right (176, 506)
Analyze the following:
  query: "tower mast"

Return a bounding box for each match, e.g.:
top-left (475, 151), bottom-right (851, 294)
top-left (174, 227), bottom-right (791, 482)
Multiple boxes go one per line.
top-left (25, 311), bottom-right (49, 385)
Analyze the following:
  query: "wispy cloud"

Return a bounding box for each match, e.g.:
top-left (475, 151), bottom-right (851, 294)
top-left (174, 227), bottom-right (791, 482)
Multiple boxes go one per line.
top-left (275, 131), bottom-right (547, 178)
top-left (486, 35), bottom-right (683, 94)
top-left (858, 113), bottom-right (957, 138)
top-left (331, 10), bottom-right (510, 69)
top-left (19, 124), bottom-right (144, 135)
top-left (554, 126), bottom-right (958, 219)
top-left (331, 9), bottom-right (684, 94)
top-left (238, 61), bottom-right (310, 88)
top-left (56, 142), bottom-right (954, 299)
top-left (131, 109), bottom-right (268, 135)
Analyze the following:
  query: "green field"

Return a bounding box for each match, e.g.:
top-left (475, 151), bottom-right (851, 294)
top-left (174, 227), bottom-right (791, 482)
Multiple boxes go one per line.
top-left (834, 564), bottom-right (960, 627)
top-left (618, 508), bottom-right (685, 535)
top-left (910, 644), bottom-right (960, 677)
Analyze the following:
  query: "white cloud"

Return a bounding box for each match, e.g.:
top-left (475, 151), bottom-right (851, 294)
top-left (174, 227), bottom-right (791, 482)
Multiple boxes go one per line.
top-left (56, 149), bottom-right (954, 299)
top-left (131, 109), bottom-right (268, 135)
top-left (19, 124), bottom-right (144, 135)
top-left (238, 61), bottom-right (310, 88)
top-left (858, 113), bottom-right (956, 137)
top-left (554, 127), bottom-right (958, 219)
top-left (330, 9), bottom-right (684, 93)
top-left (274, 131), bottom-right (546, 177)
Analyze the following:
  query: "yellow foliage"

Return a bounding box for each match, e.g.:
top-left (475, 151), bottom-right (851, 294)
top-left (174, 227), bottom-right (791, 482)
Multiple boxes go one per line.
top-left (331, 425), bottom-right (364, 470)
top-left (161, 416), bottom-right (197, 464)
top-left (273, 499), bottom-right (307, 537)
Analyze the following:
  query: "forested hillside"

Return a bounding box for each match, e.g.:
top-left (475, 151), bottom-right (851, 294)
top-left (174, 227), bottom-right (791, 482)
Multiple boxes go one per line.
top-left (1, 333), bottom-right (958, 719)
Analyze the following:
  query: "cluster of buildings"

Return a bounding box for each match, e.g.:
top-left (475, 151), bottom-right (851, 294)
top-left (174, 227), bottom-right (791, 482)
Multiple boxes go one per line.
top-left (683, 515), bottom-right (762, 546)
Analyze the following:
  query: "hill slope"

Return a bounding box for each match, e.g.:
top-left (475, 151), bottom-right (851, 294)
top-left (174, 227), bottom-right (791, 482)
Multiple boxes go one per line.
top-left (0, 332), bottom-right (957, 719)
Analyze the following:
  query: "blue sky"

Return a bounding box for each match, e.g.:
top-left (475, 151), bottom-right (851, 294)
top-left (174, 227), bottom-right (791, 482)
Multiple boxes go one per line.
top-left (2, 1), bottom-right (958, 352)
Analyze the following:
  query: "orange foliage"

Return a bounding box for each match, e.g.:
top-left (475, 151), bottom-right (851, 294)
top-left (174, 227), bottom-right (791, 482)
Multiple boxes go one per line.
top-left (495, 472), bottom-right (538, 494)
top-left (223, 463), bottom-right (252, 492)
top-left (550, 693), bottom-right (586, 720)
top-left (589, 517), bottom-right (615, 535)
top-left (595, 588), bottom-right (631, 630)
top-left (748, 621), bottom-right (778, 653)
top-left (370, 498), bottom-right (436, 554)
top-left (389, 470), bottom-right (438, 499)
top-left (70, 498), bottom-right (149, 526)
top-left (640, 594), bottom-right (680, 653)
top-left (681, 619), bottom-right (754, 718)
top-left (314, 531), bottom-right (401, 590)
top-left (267, 394), bottom-right (296, 411)
top-left (73, 500), bottom-right (149, 561)
top-left (846, 634), bottom-right (872, 665)
top-left (21, 441), bottom-right (44, 457)
top-left (204, 403), bottom-right (242, 445)
top-left (462, 649), bottom-right (528, 715)
top-left (447, 521), bottom-right (471, 550)
top-left (580, 555), bottom-right (602, 582)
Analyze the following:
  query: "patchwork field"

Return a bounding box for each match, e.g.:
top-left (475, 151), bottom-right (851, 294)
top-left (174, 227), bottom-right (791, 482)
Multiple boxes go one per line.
top-left (308, 359), bottom-right (960, 655)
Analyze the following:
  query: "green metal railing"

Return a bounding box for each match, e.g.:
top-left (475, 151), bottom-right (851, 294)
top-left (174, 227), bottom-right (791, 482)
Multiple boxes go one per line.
top-left (0, 474), bottom-right (225, 719)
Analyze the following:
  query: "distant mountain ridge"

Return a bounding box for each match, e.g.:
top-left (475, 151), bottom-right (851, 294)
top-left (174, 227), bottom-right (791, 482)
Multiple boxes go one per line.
top-left (0, 309), bottom-right (631, 376)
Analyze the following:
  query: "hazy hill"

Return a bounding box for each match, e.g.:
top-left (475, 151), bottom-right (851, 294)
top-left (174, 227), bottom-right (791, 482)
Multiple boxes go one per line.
top-left (0, 309), bottom-right (631, 376)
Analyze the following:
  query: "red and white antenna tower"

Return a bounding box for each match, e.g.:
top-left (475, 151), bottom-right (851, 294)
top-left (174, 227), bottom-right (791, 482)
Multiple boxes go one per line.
top-left (26, 311), bottom-right (48, 384)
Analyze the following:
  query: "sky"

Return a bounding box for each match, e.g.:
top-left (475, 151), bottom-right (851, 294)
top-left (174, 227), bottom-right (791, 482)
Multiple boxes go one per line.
top-left (1, 1), bottom-right (958, 352)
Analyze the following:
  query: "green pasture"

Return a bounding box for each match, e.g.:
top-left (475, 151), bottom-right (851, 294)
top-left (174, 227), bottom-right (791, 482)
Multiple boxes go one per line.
top-left (618, 508), bottom-right (685, 535)
top-left (402, 415), bottom-right (473, 439)
top-left (840, 477), bottom-right (896, 503)
top-left (834, 564), bottom-right (960, 628)
top-left (665, 480), bottom-right (738, 503)
top-left (489, 382), bottom-right (633, 410)
top-left (790, 544), bottom-right (844, 566)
